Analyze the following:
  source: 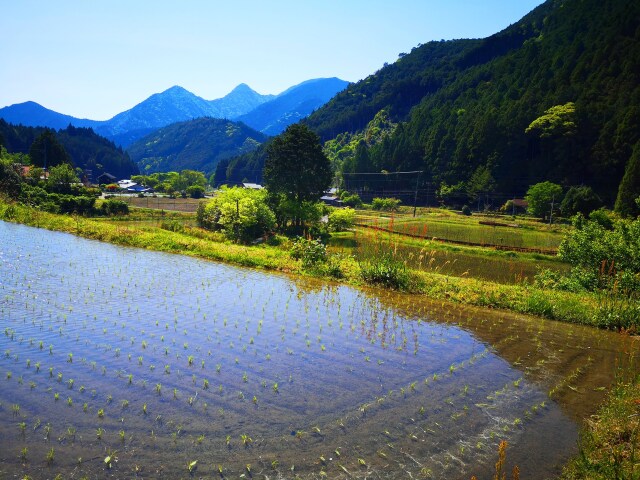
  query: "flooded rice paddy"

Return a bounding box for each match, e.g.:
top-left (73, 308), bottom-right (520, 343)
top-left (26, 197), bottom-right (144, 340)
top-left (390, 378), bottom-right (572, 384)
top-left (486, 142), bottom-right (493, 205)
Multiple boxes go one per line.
top-left (0, 221), bottom-right (637, 479)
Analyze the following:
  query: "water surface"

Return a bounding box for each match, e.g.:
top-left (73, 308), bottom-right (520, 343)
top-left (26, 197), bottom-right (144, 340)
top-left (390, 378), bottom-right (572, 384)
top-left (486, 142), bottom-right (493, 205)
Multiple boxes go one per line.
top-left (0, 221), bottom-right (635, 479)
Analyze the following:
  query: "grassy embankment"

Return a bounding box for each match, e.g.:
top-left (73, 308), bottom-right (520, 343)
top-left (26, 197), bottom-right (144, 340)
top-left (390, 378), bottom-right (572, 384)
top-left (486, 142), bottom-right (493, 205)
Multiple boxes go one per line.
top-left (1, 197), bottom-right (638, 478)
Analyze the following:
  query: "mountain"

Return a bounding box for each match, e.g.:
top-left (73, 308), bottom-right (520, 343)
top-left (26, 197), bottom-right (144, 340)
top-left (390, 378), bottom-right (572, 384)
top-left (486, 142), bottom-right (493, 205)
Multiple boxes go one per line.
top-left (237, 78), bottom-right (349, 135)
top-left (0, 119), bottom-right (138, 179)
top-left (94, 86), bottom-right (215, 138)
top-left (0, 79), bottom-right (346, 148)
top-left (127, 117), bottom-right (268, 175)
top-left (208, 83), bottom-right (274, 119)
top-left (303, 0), bottom-right (640, 206)
top-left (0, 101), bottom-right (100, 131)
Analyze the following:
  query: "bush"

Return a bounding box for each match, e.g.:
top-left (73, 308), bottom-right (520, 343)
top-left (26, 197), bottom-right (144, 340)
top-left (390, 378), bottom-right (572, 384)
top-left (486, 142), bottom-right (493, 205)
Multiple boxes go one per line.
top-left (290, 237), bottom-right (327, 269)
top-left (588, 208), bottom-right (615, 230)
top-left (371, 197), bottom-right (401, 211)
top-left (558, 215), bottom-right (640, 293)
top-left (101, 199), bottom-right (129, 216)
top-left (461, 205), bottom-right (472, 216)
top-left (328, 208), bottom-right (356, 232)
top-left (360, 253), bottom-right (413, 290)
top-left (340, 192), bottom-right (362, 207)
top-left (186, 185), bottom-right (205, 199)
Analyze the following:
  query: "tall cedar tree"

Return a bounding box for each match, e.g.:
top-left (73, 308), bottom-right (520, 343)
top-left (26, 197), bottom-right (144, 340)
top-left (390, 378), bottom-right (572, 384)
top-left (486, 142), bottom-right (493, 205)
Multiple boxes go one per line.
top-left (263, 124), bottom-right (332, 204)
top-left (29, 130), bottom-right (70, 169)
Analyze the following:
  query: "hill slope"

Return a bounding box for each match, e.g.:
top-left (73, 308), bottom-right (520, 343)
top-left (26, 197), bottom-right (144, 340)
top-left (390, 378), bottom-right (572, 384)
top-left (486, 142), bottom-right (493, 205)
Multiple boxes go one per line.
top-left (127, 117), bottom-right (268, 175)
top-left (0, 120), bottom-right (138, 179)
top-left (304, 0), bottom-right (640, 205)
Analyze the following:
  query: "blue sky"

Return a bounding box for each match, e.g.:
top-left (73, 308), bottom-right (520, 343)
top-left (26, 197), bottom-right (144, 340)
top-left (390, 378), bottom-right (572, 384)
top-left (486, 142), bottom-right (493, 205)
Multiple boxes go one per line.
top-left (2, 1), bottom-right (544, 120)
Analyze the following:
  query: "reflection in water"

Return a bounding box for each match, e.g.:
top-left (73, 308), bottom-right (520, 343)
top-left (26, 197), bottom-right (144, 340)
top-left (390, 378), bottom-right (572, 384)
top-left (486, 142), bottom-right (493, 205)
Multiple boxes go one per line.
top-left (0, 221), bottom-right (635, 479)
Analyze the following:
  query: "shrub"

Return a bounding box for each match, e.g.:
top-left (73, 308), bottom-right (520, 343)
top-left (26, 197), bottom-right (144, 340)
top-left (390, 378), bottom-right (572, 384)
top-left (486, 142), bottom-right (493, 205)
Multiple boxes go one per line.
top-left (340, 192), bottom-right (362, 207)
top-left (328, 208), bottom-right (355, 232)
top-left (461, 205), bottom-right (472, 216)
top-left (371, 197), bottom-right (401, 211)
top-left (360, 253), bottom-right (413, 290)
top-left (186, 185), bottom-right (205, 199)
top-left (290, 237), bottom-right (327, 269)
top-left (101, 199), bottom-right (129, 216)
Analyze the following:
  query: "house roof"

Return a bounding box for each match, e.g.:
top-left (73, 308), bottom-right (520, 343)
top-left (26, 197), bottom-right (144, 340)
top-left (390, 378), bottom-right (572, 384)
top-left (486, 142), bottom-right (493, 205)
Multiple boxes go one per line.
top-left (242, 183), bottom-right (264, 189)
top-left (512, 199), bottom-right (528, 207)
top-left (98, 172), bottom-right (117, 181)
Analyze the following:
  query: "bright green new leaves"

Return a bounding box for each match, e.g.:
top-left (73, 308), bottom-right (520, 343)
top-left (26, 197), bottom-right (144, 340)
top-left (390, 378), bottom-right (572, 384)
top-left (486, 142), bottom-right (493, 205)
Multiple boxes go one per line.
top-left (526, 102), bottom-right (577, 138)
top-left (525, 181), bottom-right (563, 218)
top-left (197, 186), bottom-right (275, 243)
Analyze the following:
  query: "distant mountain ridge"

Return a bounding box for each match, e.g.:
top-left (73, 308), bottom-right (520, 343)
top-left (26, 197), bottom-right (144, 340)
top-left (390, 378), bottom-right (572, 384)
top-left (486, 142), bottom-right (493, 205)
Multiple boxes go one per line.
top-left (238, 78), bottom-right (348, 136)
top-left (0, 78), bottom-right (348, 147)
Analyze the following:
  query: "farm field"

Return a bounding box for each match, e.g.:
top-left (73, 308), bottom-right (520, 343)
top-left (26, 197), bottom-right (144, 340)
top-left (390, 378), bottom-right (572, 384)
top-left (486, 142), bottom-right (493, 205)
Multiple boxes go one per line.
top-left (1, 221), bottom-right (637, 479)
top-left (330, 228), bottom-right (568, 285)
top-left (356, 209), bottom-right (566, 252)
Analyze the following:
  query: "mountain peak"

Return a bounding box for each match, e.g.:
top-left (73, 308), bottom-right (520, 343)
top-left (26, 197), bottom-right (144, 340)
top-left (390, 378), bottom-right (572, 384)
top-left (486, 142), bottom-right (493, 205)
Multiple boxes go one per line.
top-left (230, 83), bottom-right (257, 94)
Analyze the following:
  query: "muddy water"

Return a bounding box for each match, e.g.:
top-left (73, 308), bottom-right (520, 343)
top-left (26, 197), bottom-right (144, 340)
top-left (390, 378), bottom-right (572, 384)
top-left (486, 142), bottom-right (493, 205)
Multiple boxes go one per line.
top-left (0, 221), bottom-right (636, 479)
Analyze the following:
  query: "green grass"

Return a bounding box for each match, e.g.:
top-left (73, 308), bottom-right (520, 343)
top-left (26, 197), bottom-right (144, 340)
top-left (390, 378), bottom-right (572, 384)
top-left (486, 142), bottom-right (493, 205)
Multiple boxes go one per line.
top-left (356, 208), bottom-right (565, 251)
top-left (561, 378), bottom-right (640, 479)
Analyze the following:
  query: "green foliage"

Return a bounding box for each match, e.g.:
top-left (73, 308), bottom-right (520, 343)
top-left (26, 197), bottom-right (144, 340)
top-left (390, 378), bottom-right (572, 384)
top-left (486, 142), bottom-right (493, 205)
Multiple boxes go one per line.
top-left (525, 181), bottom-right (562, 218)
top-left (327, 208), bottom-right (356, 232)
top-left (127, 118), bottom-right (267, 175)
top-left (359, 252), bottom-right (415, 291)
top-left (19, 184), bottom-right (96, 215)
top-left (304, 0), bottom-right (640, 204)
top-left (46, 163), bottom-right (80, 194)
top-left (264, 124), bottom-right (333, 204)
top-left (186, 185), bottom-right (205, 199)
top-left (100, 199), bottom-right (129, 216)
top-left (339, 191), bottom-right (363, 207)
top-left (0, 148), bottom-right (23, 197)
top-left (560, 186), bottom-right (602, 217)
top-left (525, 103), bottom-right (577, 138)
top-left (614, 142), bottom-right (640, 217)
top-left (558, 215), bottom-right (640, 293)
top-left (371, 197), bottom-right (401, 211)
top-left (0, 123), bottom-right (138, 179)
top-left (264, 124), bottom-right (332, 230)
top-left (197, 186), bottom-right (275, 243)
top-left (290, 237), bottom-right (327, 269)
top-left (461, 205), bottom-right (472, 216)
top-left (29, 130), bottom-right (70, 169)
top-left (588, 208), bottom-right (615, 230)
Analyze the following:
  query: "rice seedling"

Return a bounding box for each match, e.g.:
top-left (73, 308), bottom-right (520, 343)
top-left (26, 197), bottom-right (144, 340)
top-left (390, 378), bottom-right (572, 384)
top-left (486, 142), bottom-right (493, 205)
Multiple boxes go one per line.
top-left (45, 447), bottom-right (55, 466)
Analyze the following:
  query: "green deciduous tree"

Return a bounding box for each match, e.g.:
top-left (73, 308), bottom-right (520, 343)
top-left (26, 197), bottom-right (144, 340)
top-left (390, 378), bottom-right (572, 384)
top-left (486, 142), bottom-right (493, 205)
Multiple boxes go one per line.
top-left (525, 181), bottom-right (563, 219)
top-left (264, 124), bottom-right (332, 229)
top-left (615, 142), bottom-right (640, 218)
top-left (525, 102), bottom-right (577, 138)
top-left (46, 163), bottom-right (79, 194)
top-left (196, 186), bottom-right (275, 243)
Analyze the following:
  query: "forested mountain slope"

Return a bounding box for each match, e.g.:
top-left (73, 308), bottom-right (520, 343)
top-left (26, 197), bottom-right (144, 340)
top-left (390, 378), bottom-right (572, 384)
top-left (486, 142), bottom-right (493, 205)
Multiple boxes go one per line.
top-left (304, 0), bottom-right (640, 204)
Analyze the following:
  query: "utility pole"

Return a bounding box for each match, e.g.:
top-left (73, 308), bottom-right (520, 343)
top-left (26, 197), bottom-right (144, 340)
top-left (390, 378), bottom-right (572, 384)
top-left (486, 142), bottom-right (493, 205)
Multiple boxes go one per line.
top-left (412, 173), bottom-right (420, 217)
